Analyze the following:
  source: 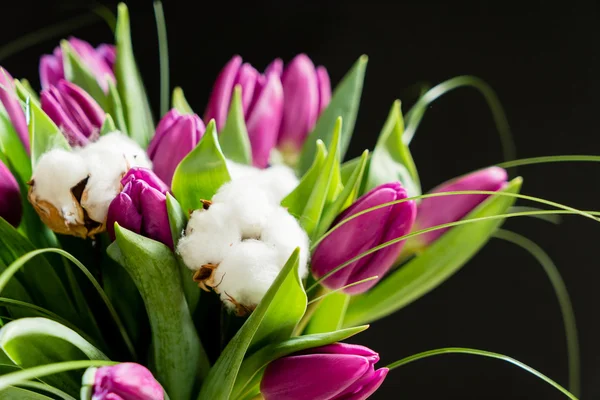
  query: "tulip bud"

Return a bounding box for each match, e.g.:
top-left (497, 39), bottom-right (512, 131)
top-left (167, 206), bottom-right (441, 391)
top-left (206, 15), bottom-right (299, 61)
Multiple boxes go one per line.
top-left (95, 44), bottom-right (116, 72)
top-left (40, 37), bottom-right (115, 93)
top-left (0, 160), bottom-right (22, 227)
top-left (147, 109), bottom-right (205, 186)
top-left (408, 167), bottom-right (508, 249)
top-left (204, 55), bottom-right (283, 168)
top-left (311, 182), bottom-right (416, 294)
top-left (261, 343), bottom-right (388, 400)
top-left (81, 363), bottom-right (164, 400)
top-left (0, 67), bottom-right (29, 153)
top-left (107, 167), bottom-right (173, 249)
top-left (41, 80), bottom-right (105, 147)
top-left (277, 54), bottom-right (331, 164)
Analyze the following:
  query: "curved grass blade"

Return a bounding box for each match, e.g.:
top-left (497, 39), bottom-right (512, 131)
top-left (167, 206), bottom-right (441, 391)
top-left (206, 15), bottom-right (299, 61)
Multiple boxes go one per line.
top-left (496, 155), bottom-right (600, 169)
top-left (0, 387), bottom-right (53, 399)
top-left (494, 229), bottom-right (579, 397)
top-left (16, 381), bottom-right (76, 400)
top-left (386, 347), bottom-right (577, 400)
top-left (153, 1), bottom-right (169, 117)
top-left (509, 206), bottom-right (562, 224)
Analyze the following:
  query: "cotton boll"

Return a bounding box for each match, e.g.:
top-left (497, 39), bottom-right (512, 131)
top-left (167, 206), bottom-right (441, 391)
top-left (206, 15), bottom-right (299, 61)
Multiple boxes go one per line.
top-left (213, 239), bottom-right (281, 313)
top-left (226, 159), bottom-right (260, 180)
top-left (29, 149), bottom-right (89, 227)
top-left (256, 164), bottom-right (299, 203)
top-left (85, 131), bottom-right (152, 169)
top-left (178, 204), bottom-right (242, 270)
top-left (261, 206), bottom-right (310, 278)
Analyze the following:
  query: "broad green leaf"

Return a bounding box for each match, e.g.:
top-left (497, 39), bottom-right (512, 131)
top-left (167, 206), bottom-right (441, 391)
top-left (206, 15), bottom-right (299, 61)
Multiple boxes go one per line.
top-left (366, 100), bottom-right (420, 197)
top-left (297, 56), bottom-right (367, 174)
top-left (232, 326), bottom-right (367, 400)
top-left (0, 112), bottom-right (29, 183)
top-left (114, 3), bottom-right (154, 147)
top-left (166, 193), bottom-right (200, 314)
top-left (106, 81), bottom-right (127, 134)
top-left (344, 178), bottom-right (523, 326)
top-left (172, 87), bottom-right (193, 114)
top-left (14, 80), bottom-right (39, 107)
top-left (108, 225), bottom-right (209, 400)
top-left (219, 86), bottom-right (252, 165)
top-left (25, 99), bottom-right (70, 169)
top-left (0, 219), bottom-right (79, 327)
top-left (198, 248), bottom-right (305, 400)
top-left (100, 113), bottom-right (116, 135)
top-left (13, 381), bottom-right (77, 400)
top-left (0, 318), bottom-right (107, 396)
top-left (340, 154), bottom-right (370, 186)
top-left (315, 149), bottom-right (368, 239)
top-left (305, 292), bottom-right (350, 335)
top-left (171, 120), bottom-right (230, 212)
top-left (0, 387), bottom-right (53, 399)
top-left (61, 41), bottom-right (109, 110)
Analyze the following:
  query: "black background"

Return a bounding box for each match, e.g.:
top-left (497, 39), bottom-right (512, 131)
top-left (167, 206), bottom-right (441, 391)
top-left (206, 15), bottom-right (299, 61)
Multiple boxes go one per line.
top-left (2, 1), bottom-right (599, 399)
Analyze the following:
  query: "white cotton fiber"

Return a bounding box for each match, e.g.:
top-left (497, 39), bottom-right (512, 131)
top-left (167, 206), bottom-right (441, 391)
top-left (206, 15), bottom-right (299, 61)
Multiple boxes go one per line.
top-left (84, 131), bottom-right (152, 169)
top-left (255, 164), bottom-right (299, 203)
top-left (31, 149), bottom-right (89, 224)
top-left (214, 239), bottom-right (281, 311)
top-left (226, 160), bottom-right (260, 180)
top-left (177, 204), bottom-right (242, 270)
top-left (261, 206), bottom-right (310, 278)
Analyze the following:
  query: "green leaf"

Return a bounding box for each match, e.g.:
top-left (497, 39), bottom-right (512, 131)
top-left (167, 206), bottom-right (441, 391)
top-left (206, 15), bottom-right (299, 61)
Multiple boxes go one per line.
top-left (14, 80), bottom-right (39, 107)
top-left (106, 81), bottom-right (127, 134)
top-left (61, 41), bottom-right (109, 110)
top-left (297, 55), bottom-right (367, 174)
top-left (0, 111), bottom-right (30, 186)
top-left (343, 178), bottom-right (523, 326)
top-left (0, 318), bottom-right (107, 396)
top-left (305, 292), bottom-right (350, 335)
top-left (166, 193), bottom-right (200, 314)
top-left (114, 3), bottom-right (154, 147)
top-left (14, 381), bottom-right (77, 400)
top-left (172, 87), bottom-right (194, 114)
top-left (108, 225), bottom-right (209, 400)
top-left (232, 326), bottom-right (368, 400)
top-left (198, 248), bottom-right (305, 400)
top-left (99, 114), bottom-right (116, 135)
top-left (366, 100), bottom-right (420, 197)
top-left (315, 149), bottom-right (368, 239)
top-left (172, 120), bottom-right (230, 212)
top-left (219, 86), bottom-right (252, 165)
top-left (25, 99), bottom-right (70, 169)
top-left (0, 387), bottom-right (53, 399)
top-left (16, 80), bottom-right (39, 103)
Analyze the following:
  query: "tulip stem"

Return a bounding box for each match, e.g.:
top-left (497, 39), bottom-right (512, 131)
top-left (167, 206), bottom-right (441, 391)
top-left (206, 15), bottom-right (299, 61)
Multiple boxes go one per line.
top-left (153, 1), bottom-right (170, 117)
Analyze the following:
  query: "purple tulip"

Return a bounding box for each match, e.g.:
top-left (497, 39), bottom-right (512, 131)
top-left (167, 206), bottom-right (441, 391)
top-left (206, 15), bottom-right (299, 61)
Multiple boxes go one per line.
top-left (40, 37), bottom-right (115, 93)
top-left (261, 343), bottom-right (388, 400)
top-left (0, 160), bottom-right (22, 227)
top-left (312, 182), bottom-right (416, 294)
top-left (410, 167), bottom-right (508, 247)
top-left (106, 167), bottom-right (173, 249)
top-left (0, 67), bottom-right (29, 154)
top-left (85, 363), bottom-right (164, 400)
top-left (277, 54), bottom-right (331, 160)
top-left (204, 55), bottom-right (284, 168)
top-left (147, 109), bottom-right (206, 187)
top-left (41, 80), bottom-right (105, 147)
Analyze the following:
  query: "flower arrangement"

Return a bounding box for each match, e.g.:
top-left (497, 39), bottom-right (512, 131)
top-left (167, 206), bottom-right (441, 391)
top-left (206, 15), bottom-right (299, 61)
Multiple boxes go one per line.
top-left (0, 2), bottom-right (592, 400)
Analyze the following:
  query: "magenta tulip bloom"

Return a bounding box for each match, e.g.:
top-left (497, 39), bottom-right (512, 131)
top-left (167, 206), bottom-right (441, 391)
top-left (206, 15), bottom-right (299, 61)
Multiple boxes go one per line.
top-left (277, 54), bottom-right (331, 161)
top-left (84, 363), bottom-right (164, 400)
top-left (0, 160), bottom-right (22, 227)
top-left (312, 182), bottom-right (416, 294)
top-left (0, 67), bottom-right (29, 153)
top-left (106, 168), bottom-right (173, 249)
top-left (147, 108), bottom-right (206, 186)
top-left (410, 166), bottom-right (508, 247)
top-left (40, 37), bottom-right (115, 93)
top-left (261, 343), bottom-right (388, 400)
top-left (41, 80), bottom-right (105, 146)
top-left (204, 55), bottom-right (284, 168)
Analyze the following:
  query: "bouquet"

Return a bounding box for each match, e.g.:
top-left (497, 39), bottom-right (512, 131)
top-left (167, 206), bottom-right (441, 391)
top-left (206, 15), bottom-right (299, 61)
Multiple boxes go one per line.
top-left (0, 3), bottom-right (590, 399)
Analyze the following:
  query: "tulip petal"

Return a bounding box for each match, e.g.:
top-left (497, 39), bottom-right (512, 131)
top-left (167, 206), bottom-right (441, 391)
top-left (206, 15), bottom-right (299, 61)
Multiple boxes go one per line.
top-left (106, 192), bottom-right (142, 240)
top-left (139, 186), bottom-right (172, 249)
top-left (58, 80), bottom-right (105, 131)
top-left (316, 66), bottom-right (332, 114)
top-left (265, 58), bottom-right (284, 77)
top-left (122, 167), bottom-right (169, 194)
top-left (96, 44), bottom-right (117, 72)
top-left (39, 51), bottom-right (64, 90)
top-left (234, 63), bottom-right (259, 114)
top-left (40, 87), bottom-right (89, 146)
top-left (301, 343), bottom-right (379, 361)
top-left (339, 368), bottom-right (389, 400)
top-left (204, 55), bottom-right (242, 130)
top-left (0, 68), bottom-right (30, 153)
top-left (68, 37), bottom-right (115, 92)
top-left (148, 108), bottom-right (182, 158)
top-left (94, 363), bottom-right (164, 400)
top-left (0, 160), bottom-right (22, 227)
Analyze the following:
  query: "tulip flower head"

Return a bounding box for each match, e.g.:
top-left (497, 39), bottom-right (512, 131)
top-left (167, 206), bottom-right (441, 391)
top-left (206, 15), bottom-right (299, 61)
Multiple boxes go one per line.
top-left (41, 80), bottom-right (105, 146)
top-left (82, 363), bottom-right (164, 400)
top-left (0, 160), bottom-right (22, 227)
top-left (407, 166), bottom-right (508, 251)
top-left (178, 165), bottom-right (306, 315)
top-left (312, 182), bottom-right (416, 294)
top-left (107, 167), bottom-right (173, 249)
top-left (28, 132), bottom-right (151, 238)
top-left (40, 37), bottom-right (116, 93)
top-left (261, 343), bottom-right (388, 400)
top-left (147, 108), bottom-right (205, 186)
top-left (0, 67), bottom-right (29, 153)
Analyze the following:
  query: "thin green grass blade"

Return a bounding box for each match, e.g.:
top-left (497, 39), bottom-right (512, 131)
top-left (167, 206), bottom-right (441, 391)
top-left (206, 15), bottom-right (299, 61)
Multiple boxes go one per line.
top-left (308, 276), bottom-right (378, 305)
top-left (509, 206), bottom-right (562, 224)
top-left (153, 1), bottom-right (169, 117)
top-left (386, 347), bottom-right (577, 400)
top-left (496, 155), bottom-right (600, 169)
top-left (16, 381), bottom-right (76, 400)
top-left (494, 229), bottom-right (579, 397)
